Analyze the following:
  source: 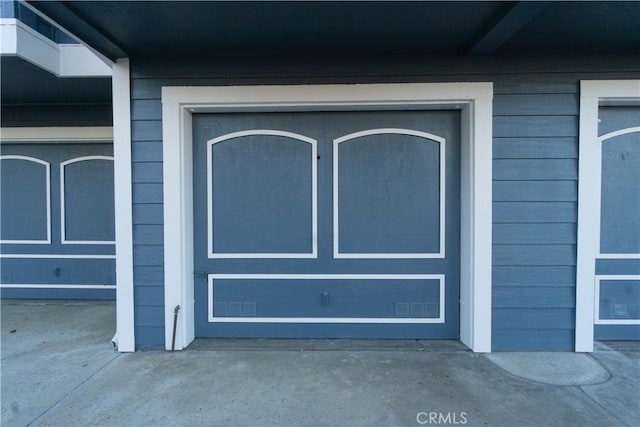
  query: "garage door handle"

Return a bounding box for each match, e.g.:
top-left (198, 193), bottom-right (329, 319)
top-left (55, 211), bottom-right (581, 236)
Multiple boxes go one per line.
top-left (321, 291), bottom-right (330, 307)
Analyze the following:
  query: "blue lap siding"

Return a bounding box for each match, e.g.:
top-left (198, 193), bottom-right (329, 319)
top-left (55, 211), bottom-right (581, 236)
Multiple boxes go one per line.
top-left (128, 54), bottom-right (640, 350)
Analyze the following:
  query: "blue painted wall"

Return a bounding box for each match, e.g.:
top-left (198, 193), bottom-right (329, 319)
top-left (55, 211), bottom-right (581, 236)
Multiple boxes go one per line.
top-left (128, 54), bottom-right (640, 350)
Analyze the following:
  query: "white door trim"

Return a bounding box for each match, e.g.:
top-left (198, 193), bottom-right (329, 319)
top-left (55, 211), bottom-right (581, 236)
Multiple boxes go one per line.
top-left (576, 79), bottom-right (640, 352)
top-left (161, 83), bottom-right (493, 352)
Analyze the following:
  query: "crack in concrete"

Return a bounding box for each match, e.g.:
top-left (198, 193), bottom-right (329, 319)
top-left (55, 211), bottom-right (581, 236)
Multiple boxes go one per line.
top-left (25, 353), bottom-right (122, 427)
top-left (576, 385), bottom-right (630, 427)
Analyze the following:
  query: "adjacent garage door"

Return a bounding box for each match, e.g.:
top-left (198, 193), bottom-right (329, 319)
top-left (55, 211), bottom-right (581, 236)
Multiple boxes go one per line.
top-left (594, 106), bottom-right (640, 340)
top-left (0, 143), bottom-right (115, 299)
top-left (193, 110), bottom-right (460, 338)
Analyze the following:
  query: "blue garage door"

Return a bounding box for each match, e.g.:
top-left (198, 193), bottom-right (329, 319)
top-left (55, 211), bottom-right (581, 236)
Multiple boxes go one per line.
top-left (193, 111), bottom-right (460, 338)
top-left (594, 107), bottom-right (640, 340)
top-left (0, 143), bottom-right (115, 299)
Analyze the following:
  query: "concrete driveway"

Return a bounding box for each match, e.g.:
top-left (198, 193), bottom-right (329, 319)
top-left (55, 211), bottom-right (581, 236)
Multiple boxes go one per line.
top-left (1, 300), bottom-right (638, 427)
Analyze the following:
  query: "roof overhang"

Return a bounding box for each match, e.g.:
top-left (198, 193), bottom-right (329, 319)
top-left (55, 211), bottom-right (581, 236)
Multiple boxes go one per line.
top-left (26, 1), bottom-right (640, 61)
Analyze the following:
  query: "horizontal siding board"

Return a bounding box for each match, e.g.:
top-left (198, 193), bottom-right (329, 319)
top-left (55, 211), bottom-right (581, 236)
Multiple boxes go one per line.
top-left (133, 162), bottom-right (163, 183)
top-left (135, 305), bottom-right (164, 327)
top-left (133, 184), bottom-right (163, 203)
top-left (493, 244), bottom-right (576, 266)
top-left (132, 99), bottom-right (162, 121)
top-left (493, 266), bottom-right (576, 287)
top-left (134, 245), bottom-right (164, 266)
top-left (493, 308), bottom-right (575, 330)
top-left (493, 116), bottom-right (577, 138)
top-left (493, 330), bottom-right (573, 351)
top-left (493, 202), bottom-right (576, 223)
top-left (493, 138), bottom-right (577, 159)
top-left (493, 223), bottom-right (576, 245)
top-left (135, 326), bottom-right (165, 348)
top-left (493, 181), bottom-right (577, 202)
top-left (134, 286), bottom-right (164, 307)
top-left (133, 204), bottom-right (164, 225)
top-left (131, 78), bottom-right (162, 100)
top-left (493, 94), bottom-right (578, 116)
top-left (132, 120), bottom-right (162, 141)
top-left (133, 225), bottom-right (164, 245)
top-left (132, 141), bottom-right (163, 162)
top-left (493, 286), bottom-right (575, 309)
top-left (493, 159), bottom-right (577, 180)
top-left (134, 266), bottom-right (164, 285)
top-left (493, 78), bottom-right (578, 95)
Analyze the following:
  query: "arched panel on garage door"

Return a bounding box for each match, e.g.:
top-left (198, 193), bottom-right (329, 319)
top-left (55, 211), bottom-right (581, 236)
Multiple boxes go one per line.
top-left (60, 156), bottom-right (115, 244)
top-left (0, 155), bottom-right (51, 244)
top-left (206, 130), bottom-right (317, 258)
top-left (333, 128), bottom-right (445, 258)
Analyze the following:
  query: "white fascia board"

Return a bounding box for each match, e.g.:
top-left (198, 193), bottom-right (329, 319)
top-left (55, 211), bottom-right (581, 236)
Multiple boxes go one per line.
top-left (0, 19), bottom-right (17, 52)
top-left (1, 18), bottom-right (59, 74)
top-left (59, 44), bottom-right (112, 76)
top-left (0, 127), bottom-right (113, 142)
top-left (0, 19), bottom-right (111, 77)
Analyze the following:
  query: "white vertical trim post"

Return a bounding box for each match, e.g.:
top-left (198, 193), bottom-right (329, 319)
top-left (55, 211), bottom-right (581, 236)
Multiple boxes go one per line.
top-left (576, 79), bottom-right (640, 352)
top-left (162, 103), bottom-right (196, 350)
top-left (459, 96), bottom-right (493, 353)
top-left (112, 59), bottom-right (135, 352)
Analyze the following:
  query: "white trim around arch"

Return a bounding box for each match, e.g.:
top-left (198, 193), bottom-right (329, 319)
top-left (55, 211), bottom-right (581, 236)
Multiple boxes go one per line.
top-left (333, 128), bottom-right (446, 259)
top-left (206, 130), bottom-right (318, 259)
top-left (60, 155), bottom-right (116, 245)
top-left (576, 79), bottom-right (640, 352)
top-left (0, 155), bottom-right (51, 244)
top-left (161, 82), bottom-right (494, 352)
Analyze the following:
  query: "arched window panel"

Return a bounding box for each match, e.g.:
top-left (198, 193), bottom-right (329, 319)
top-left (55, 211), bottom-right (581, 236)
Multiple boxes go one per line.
top-left (207, 130), bottom-right (317, 258)
top-left (599, 129), bottom-right (640, 256)
top-left (0, 156), bottom-right (51, 244)
top-left (333, 129), bottom-right (445, 259)
top-left (61, 156), bottom-right (115, 244)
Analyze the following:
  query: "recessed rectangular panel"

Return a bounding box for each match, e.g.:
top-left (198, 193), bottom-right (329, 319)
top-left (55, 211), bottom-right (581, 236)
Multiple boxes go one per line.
top-left (0, 258), bottom-right (116, 285)
top-left (597, 278), bottom-right (640, 323)
top-left (600, 132), bottom-right (640, 254)
top-left (0, 157), bottom-right (49, 242)
top-left (336, 133), bottom-right (441, 256)
top-left (210, 134), bottom-right (314, 256)
top-left (63, 158), bottom-right (115, 243)
top-left (209, 275), bottom-right (442, 321)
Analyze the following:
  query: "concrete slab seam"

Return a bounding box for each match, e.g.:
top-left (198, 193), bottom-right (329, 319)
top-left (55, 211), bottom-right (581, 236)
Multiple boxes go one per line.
top-left (25, 353), bottom-right (122, 427)
top-left (576, 386), bottom-right (630, 427)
